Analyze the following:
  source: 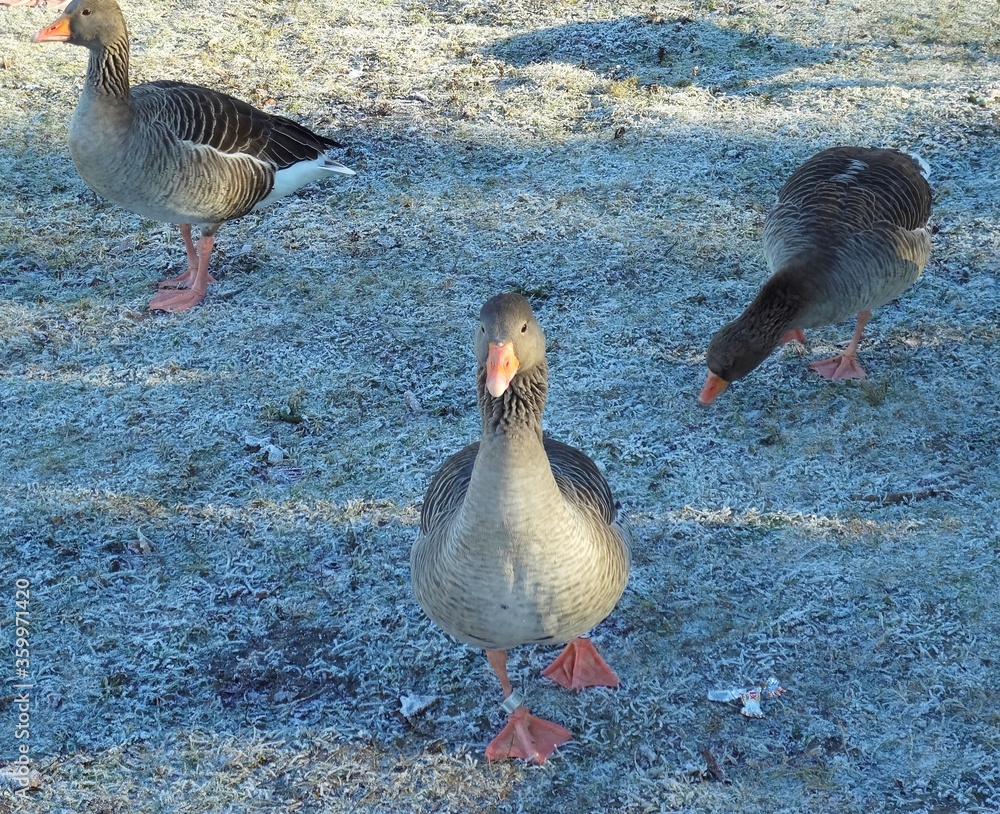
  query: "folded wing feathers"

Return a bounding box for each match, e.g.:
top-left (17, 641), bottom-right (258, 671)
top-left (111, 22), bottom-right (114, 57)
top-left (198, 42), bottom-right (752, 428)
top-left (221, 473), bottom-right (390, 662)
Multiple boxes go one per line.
top-left (420, 443), bottom-right (479, 535)
top-left (544, 438), bottom-right (619, 528)
top-left (777, 148), bottom-right (931, 233)
top-left (142, 80), bottom-right (343, 171)
top-left (419, 436), bottom-right (625, 539)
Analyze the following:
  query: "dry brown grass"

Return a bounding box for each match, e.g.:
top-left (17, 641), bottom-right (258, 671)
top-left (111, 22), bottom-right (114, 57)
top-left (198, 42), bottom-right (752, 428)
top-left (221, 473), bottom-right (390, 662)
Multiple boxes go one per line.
top-left (1, 0), bottom-right (999, 811)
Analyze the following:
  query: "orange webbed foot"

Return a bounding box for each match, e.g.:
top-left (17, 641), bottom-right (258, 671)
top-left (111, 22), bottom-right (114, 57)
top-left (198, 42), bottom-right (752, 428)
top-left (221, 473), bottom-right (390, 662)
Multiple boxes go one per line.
top-left (542, 637), bottom-right (620, 691)
top-left (808, 354), bottom-right (867, 380)
top-left (485, 706), bottom-right (571, 764)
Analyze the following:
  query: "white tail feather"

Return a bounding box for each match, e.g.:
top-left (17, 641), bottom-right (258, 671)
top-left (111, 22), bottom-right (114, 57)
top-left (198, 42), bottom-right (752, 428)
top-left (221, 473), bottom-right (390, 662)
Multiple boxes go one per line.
top-left (254, 156), bottom-right (355, 210)
top-left (906, 151), bottom-right (931, 180)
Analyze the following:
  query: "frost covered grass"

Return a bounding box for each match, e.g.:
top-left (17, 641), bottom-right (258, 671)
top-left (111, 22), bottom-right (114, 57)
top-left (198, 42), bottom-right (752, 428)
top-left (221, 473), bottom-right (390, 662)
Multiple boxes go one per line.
top-left (1, 0), bottom-right (998, 811)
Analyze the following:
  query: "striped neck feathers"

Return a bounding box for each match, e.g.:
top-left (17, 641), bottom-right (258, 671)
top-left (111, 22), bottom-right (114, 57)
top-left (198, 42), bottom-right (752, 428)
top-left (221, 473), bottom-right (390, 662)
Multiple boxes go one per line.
top-left (478, 358), bottom-right (547, 440)
top-left (84, 34), bottom-right (131, 102)
top-left (746, 264), bottom-right (814, 339)
top-left (708, 265), bottom-right (812, 381)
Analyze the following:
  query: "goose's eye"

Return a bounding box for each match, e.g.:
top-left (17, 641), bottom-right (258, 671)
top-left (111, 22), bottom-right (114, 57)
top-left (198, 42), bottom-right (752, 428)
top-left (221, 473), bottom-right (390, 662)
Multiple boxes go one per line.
top-left (480, 324), bottom-right (485, 333)
top-left (520, 323), bottom-right (528, 333)
top-left (82, 7), bottom-right (92, 14)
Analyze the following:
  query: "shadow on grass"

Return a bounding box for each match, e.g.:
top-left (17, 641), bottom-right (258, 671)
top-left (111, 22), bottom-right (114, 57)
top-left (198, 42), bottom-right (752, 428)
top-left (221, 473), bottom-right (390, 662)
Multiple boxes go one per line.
top-left (485, 15), bottom-right (831, 93)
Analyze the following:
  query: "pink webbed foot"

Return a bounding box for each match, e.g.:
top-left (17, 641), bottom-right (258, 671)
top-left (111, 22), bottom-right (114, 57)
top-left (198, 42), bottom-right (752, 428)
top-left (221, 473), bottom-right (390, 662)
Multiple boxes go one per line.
top-left (542, 637), bottom-right (620, 691)
top-left (159, 225), bottom-right (219, 289)
top-left (810, 310), bottom-right (871, 380)
top-left (485, 706), bottom-right (571, 764)
top-left (148, 286), bottom-right (207, 312)
top-left (149, 229), bottom-right (216, 310)
top-left (780, 328), bottom-right (806, 345)
top-left (158, 268), bottom-right (218, 290)
top-left (808, 354), bottom-right (867, 380)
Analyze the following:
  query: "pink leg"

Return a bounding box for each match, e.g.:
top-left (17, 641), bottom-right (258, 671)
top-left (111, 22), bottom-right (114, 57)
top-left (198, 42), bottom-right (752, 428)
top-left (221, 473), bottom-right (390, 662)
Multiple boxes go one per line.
top-left (158, 224), bottom-right (218, 289)
top-left (487, 650), bottom-right (516, 699)
top-left (483, 650), bottom-right (571, 764)
top-left (542, 637), bottom-right (620, 691)
top-left (148, 233), bottom-right (215, 312)
top-left (780, 328), bottom-right (806, 345)
top-left (809, 310), bottom-right (872, 380)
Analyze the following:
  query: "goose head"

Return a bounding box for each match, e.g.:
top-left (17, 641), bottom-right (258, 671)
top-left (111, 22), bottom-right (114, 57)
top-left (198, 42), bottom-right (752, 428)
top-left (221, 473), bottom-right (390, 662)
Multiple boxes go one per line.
top-left (698, 320), bottom-right (774, 405)
top-left (33, 0), bottom-right (126, 48)
top-left (475, 293), bottom-right (545, 398)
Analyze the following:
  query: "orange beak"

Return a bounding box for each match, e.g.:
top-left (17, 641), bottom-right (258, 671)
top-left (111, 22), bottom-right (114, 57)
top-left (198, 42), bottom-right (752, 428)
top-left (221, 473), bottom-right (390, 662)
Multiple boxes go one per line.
top-left (698, 371), bottom-right (729, 406)
top-left (33, 15), bottom-right (72, 44)
top-left (486, 342), bottom-right (519, 398)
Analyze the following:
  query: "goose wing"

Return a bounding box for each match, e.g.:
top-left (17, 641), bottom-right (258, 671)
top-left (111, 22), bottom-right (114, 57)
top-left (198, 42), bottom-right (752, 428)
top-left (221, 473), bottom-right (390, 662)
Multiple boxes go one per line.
top-left (136, 80), bottom-right (338, 168)
top-left (765, 147), bottom-right (932, 275)
top-left (545, 437), bottom-right (631, 542)
top-left (419, 442), bottom-right (479, 535)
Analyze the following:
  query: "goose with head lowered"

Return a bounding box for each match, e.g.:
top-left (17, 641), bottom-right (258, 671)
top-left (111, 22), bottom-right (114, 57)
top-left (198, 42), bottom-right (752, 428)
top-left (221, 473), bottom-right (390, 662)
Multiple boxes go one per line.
top-left (411, 293), bottom-right (632, 764)
top-left (699, 146), bottom-right (932, 405)
top-left (32, 0), bottom-right (354, 312)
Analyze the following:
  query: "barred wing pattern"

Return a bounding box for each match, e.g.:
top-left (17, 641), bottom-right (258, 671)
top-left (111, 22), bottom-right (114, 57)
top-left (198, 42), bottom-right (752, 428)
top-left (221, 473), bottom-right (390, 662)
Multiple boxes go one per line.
top-left (419, 442), bottom-right (479, 536)
top-left (763, 147), bottom-right (932, 324)
top-left (131, 81), bottom-right (344, 223)
top-left (420, 437), bottom-right (630, 542)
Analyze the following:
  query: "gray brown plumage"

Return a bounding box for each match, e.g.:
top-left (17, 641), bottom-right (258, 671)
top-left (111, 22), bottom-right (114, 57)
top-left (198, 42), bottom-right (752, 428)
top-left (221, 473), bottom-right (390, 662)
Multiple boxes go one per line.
top-left (411, 293), bottom-right (630, 762)
top-left (699, 146), bottom-right (932, 405)
top-left (33, 0), bottom-right (354, 312)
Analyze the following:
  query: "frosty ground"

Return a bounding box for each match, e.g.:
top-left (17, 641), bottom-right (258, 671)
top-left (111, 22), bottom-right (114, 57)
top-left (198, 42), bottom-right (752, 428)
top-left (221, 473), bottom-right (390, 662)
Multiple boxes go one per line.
top-left (0, 0), bottom-right (998, 811)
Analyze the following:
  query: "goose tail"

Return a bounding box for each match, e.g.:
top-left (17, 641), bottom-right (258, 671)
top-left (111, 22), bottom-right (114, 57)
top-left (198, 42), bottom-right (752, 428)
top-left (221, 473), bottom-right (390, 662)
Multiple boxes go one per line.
top-left (905, 151), bottom-right (931, 181)
top-left (322, 159), bottom-right (357, 177)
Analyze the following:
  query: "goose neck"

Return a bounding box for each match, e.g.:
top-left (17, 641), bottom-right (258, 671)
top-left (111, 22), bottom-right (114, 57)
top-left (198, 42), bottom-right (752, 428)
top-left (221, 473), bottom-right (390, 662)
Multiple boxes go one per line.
top-left (84, 35), bottom-right (131, 103)
top-left (749, 266), bottom-right (811, 336)
top-left (478, 362), bottom-right (547, 443)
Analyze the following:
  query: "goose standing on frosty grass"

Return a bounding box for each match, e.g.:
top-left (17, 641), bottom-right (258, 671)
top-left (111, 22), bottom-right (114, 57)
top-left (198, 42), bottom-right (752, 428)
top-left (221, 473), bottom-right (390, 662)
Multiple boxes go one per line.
top-left (32, 0), bottom-right (355, 312)
top-left (411, 293), bottom-right (631, 764)
top-left (698, 146), bottom-right (932, 406)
